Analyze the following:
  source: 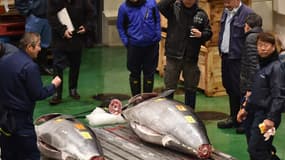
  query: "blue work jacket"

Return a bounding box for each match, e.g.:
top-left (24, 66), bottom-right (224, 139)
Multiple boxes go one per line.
top-left (218, 3), bottom-right (253, 59)
top-left (0, 50), bottom-right (55, 134)
top-left (117, 0), bottom-right (161, 47)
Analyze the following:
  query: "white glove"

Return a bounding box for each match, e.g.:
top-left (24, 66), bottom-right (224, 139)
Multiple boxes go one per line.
top-left (263, 127), bottom-right (276, 141)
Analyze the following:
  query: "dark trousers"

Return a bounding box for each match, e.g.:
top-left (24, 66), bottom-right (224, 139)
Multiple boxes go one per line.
top-left (221, 55), bottom-right (241, 121)
top-left (164, 57), bottom-right (200, 92)
top-left (127, 43), bottom-right (158, 78)
top-left (0, 132), bottom-right (40, 160)
top-left (244, 110), bottom-right (281, 160)
top-left (127, 43), bottom-right (159, 95)
top-left (164, 57), bottom-right (200, 109)
top-left (52, 48), bottom-right (82, 97)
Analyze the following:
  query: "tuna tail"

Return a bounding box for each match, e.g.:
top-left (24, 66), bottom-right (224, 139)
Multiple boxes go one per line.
top-left (211, 150), bottom-right (237, 160)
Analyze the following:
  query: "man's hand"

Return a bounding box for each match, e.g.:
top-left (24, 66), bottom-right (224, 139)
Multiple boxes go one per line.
top-left (242, 91), bottom-right (251, 107)
top-left (262, 119), bottom-right (275, 132)
top-left (77, 25), bottom-right (86, 34)
top-left (259, 119), bottom-right (276, 141)
top-left (52, 76), bottom-right (62, 88)
top-left (237, 108), bottom-right (248, 123)
top-left (64, 30), bottom-right (73, 39)
top-left (191, 28), bottom-right (202, 38)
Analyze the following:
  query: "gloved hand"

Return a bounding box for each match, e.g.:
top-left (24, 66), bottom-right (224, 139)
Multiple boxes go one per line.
top-left (259, 119), bottom-right (276, 141)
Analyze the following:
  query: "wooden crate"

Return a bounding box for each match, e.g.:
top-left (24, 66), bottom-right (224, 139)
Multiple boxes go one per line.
top-left (0, 0), bottom-right (14, 6)
top-left (200, 46), bottom-right (226, 96)
top-left (157, 32), bottom-right (166, 76)
top-left (179, 46), bottom-right (226, 97)
top-left (0, 21), bottom-right (25, 36)
top-left (0, 14), bottom-right (25, 36)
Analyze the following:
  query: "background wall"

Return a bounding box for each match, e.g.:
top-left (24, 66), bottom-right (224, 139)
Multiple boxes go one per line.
top-left (252, 0), bottom-right (273, 31)
top-left (101, 0), bottom-right (124, 46)
top-left (272, 0), bottom-right (285, 41)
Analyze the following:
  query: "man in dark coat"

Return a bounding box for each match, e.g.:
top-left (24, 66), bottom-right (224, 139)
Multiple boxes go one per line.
top-left (217, 0), bottom-right (253, 132)
top-left (238, 13), bottom-right (263, 134)
top-left (0, 32), bottom-right (61, 160)
top-left (237, 32), bottom-right (285, 160)
top-left (47, 0), bottom-right (94, 105)
top-left (158, 0), bottom-right (212, 109)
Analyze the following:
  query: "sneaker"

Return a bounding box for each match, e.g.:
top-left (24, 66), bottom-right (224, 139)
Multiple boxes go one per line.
top-left (49, 96), bottom-right (62, 105)
top-left (69, 89), bottom-right (80, 100)
top-left (217, 117), bottom-right (234, 129)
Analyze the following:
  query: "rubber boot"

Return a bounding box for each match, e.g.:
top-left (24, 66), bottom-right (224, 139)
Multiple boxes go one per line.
top-left (129, 76), bottom-right (141, 96)
top-left (143, 76), bottom-right (154, 93)
top-left (185, 90), bottom-right (196, 110)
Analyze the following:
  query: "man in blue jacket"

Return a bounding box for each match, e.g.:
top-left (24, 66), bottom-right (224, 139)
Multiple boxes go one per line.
top-left (217, 0), bottom-right (253, 133)
top-left (117, 0), bottom-right (161, 96)
top-left (0, 32), bottom-right (61, 160)
top-left (15, 0), bottom-right (53, 75)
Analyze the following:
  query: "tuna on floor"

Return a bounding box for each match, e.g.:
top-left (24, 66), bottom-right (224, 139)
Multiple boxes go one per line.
top-left (108, 90), bottom-right (236, 159)
top-left (35, 113), bottom-right (104, 160)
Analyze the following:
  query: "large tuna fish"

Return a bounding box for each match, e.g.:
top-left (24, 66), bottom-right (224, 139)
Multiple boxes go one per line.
top-left (109, 90), bottom-right (236, 160)
top-left (34, 113), bottom-right (104, 160)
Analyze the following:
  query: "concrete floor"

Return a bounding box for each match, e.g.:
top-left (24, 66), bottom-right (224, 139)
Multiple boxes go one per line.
top-left (35, 46), bottom-right (285, 160)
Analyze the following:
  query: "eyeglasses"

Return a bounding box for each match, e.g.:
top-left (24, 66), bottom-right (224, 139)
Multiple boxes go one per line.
top-left (257, 42), bottom-right (272, 48)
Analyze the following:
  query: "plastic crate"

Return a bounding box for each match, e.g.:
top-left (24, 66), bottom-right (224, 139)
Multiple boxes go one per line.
top-left (0, 21), bottom-right (25, 36)
top-left (0, 36), bottom-right (10, 42)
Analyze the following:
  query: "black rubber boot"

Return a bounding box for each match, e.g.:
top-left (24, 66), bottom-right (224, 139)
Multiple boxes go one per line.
top-left (129, 76), bottom-right (141, 96)
top-left (143, 76), bottom-right (154, 93)
top-left (184, 90), bottom-right (196, 110)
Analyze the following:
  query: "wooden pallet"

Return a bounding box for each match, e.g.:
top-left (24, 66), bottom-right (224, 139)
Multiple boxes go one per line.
top-left (93, 125), bottom-right (198, 160)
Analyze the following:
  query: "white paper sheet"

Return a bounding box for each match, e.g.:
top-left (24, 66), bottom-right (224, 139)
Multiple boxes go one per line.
top-left (57, 8), bottom-right (74, 32)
